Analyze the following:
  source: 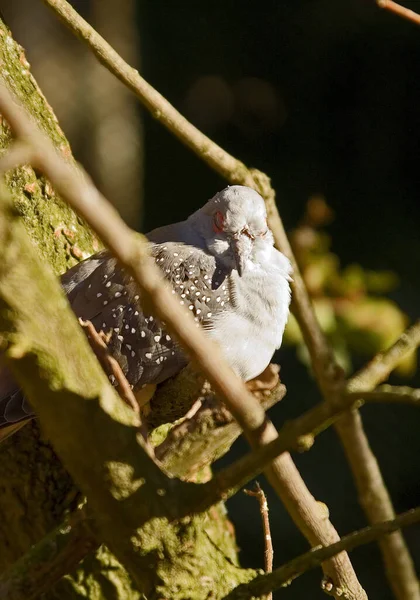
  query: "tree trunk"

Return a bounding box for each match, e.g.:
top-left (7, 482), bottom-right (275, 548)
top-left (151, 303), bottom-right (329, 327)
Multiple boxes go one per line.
top-left (0, 20), bottom-right (249, 599)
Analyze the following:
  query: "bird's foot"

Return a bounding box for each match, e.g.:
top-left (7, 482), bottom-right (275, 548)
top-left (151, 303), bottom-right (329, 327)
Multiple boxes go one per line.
top-left (246, 363), bottom-right (280, 397)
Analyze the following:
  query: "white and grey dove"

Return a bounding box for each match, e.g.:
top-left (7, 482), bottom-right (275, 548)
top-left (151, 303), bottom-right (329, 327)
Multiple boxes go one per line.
top-left (0, 185), bottom-right (292, 441)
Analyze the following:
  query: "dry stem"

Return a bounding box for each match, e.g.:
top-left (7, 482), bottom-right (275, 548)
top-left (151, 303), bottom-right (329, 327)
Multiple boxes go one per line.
top-left (224, 506), bottom-right (420, 600)
top-left (336, 321), bottom-right (420, 600)
top-left (244, 482), bottom-right (273, 600)
top-left (79, 319), bottom-right (138, 414)
top-left (377, 0), bottom-right (420, 26)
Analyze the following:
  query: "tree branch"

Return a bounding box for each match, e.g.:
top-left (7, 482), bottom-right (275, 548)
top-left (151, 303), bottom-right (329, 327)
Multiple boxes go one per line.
top-left (377, 0), bottom-right (420, 26)
top-left (346, 385), bottom-right (420, 406)
top-left (336, 323), bottom-right (420, 600)
top-left (200, 352), bottom-right (420, 510)
top-left (348, 321), bottom-right (420, 392)
top-left (244, 482), bottom-right (273, 600)
top-left (224, 507), bottom-right (420, 600)
top-left (156, 382), bottom-right (286, 479)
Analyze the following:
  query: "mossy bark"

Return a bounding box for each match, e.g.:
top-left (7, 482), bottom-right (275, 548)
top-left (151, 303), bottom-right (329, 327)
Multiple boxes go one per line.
top-left (0, 20), bottom-right (251, 599)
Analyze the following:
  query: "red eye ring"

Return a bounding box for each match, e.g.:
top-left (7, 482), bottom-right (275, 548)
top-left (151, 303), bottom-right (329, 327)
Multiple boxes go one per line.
top-left (213, 211), bottom-right (225, 233)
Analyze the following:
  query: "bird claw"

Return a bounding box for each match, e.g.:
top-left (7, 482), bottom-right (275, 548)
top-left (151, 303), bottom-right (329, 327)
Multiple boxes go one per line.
top-left (246, 363), bottom-right (280, 397)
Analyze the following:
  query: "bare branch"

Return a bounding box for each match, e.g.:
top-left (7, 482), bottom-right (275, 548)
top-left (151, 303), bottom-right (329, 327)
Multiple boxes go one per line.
top-left (337, 324), bottom-right (420, 600)
top-left (244, 482), bottom-right (273, 600)
top-left (79, 319), bottom-right (138, 415)
top-left (202, 362), bottom-right (420, 509)
top-left (224, 507), bottom-right (420, 600)
top-left (0, 141), bottom-right (35, 173)
top-left (348, 321), bottom-right (420, 392)
top-left (377, 0), bottom-right (420, 26)
top-left (347, 385), bottom-right (420, 406)
top-left (79, 318), bottom-right (150, 442)
top-left (5, 365), bottom-right (420, 600)
top-left (42, 0), bottom-right (250, 186)
top-left (0, 82), bottom-right (367, 598)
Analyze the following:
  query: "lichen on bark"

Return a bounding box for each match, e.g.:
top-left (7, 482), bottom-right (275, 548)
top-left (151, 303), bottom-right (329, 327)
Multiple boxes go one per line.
top-left (0, 19), bottom-right (254, 600)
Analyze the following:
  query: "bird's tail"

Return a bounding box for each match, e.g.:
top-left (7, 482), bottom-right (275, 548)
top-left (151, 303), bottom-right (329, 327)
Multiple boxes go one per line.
top-left (0, 360), bottom-right (34, 444)
top-left (0, 421), bottom-right (27, 443)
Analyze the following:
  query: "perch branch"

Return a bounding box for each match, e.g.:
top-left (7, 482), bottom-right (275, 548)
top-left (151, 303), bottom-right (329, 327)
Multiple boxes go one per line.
top-left (40, 3), bottom-right (417, 597)
top-left (348, 321), bottom-right (420, 392)
top-left (0, 83), bottom-right (365, 599)
top-left (244, 482), bottom-right (273, 600)
top-left (336, 323), bottom-right (420, 600)
top-left (155, 382), bottom-right (286, 479)
top-left (201, 374), bottom-right (420, 509)
top-left (377, 0), bottom-right (420, 26)
top-left (225, 507), bottom-right (420, 600)
top-left (346, 385), bottom-right (420, 406)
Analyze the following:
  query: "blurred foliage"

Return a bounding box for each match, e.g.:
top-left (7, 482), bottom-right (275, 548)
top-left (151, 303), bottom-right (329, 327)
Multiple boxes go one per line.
top-left (284, 195), bottom-right (416, 377)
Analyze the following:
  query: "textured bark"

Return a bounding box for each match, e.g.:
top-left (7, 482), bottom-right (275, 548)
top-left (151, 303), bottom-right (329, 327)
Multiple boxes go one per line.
top-left (0, 20), bottom-right (248, 599)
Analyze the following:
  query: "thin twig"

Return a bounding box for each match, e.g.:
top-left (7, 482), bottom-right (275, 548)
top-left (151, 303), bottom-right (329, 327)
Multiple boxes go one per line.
top-left (346, 385), bottom-right (420, 406)
top-left (338, 323), bottom-right (420, 600)
top-left (39, 3), bottom-right (417, 597)
top-left (348, 321), bottom-right (420, 392)
top-left (244, 482), bottom-right (273, 600)
top-left (224, 507), bottom-right (420, 600)
top-left (79, 319), bottom-right (139, 415)
top-left (41, 0), bottom-right (251, 186)
top-left (0, 83), bottom-right (365, 598)
top-left (200, 356), bottom-right (420, 509)
top-left (377, 0), bottom-right (420, 26)
top-left (79, 318), bottom-right (149, 441)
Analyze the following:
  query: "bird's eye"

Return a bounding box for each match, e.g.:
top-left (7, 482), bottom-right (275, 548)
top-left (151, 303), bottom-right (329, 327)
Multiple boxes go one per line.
top-left (213, 211), bottom-right (225, 233)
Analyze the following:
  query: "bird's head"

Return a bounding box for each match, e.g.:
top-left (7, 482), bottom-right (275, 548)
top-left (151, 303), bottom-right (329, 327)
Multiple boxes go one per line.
top-left (190, 185), bottom-right (274, 276)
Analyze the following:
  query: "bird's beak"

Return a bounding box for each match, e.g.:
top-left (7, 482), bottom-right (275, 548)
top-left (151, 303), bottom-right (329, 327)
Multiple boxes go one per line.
top-left (231, 236), bottom-right (250, 277)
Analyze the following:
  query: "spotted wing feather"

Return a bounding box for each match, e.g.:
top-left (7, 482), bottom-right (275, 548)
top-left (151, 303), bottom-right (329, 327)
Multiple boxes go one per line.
top-left (0, 242), bottom-right (231, 435)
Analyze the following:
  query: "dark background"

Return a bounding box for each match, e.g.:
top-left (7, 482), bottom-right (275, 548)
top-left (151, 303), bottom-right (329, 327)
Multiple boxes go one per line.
top-left (139, 2), bottom-right (420, 598)
top-left (5, 0), bottom-right (420, 597)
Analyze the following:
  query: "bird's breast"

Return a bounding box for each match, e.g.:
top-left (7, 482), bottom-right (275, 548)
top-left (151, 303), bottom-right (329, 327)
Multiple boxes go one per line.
top-left (208, 265), bottom-right (291, 381)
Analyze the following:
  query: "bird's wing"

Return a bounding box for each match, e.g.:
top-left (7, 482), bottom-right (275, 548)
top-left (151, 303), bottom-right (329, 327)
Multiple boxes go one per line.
top-left (0, 242), bottom-right (231, 436)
